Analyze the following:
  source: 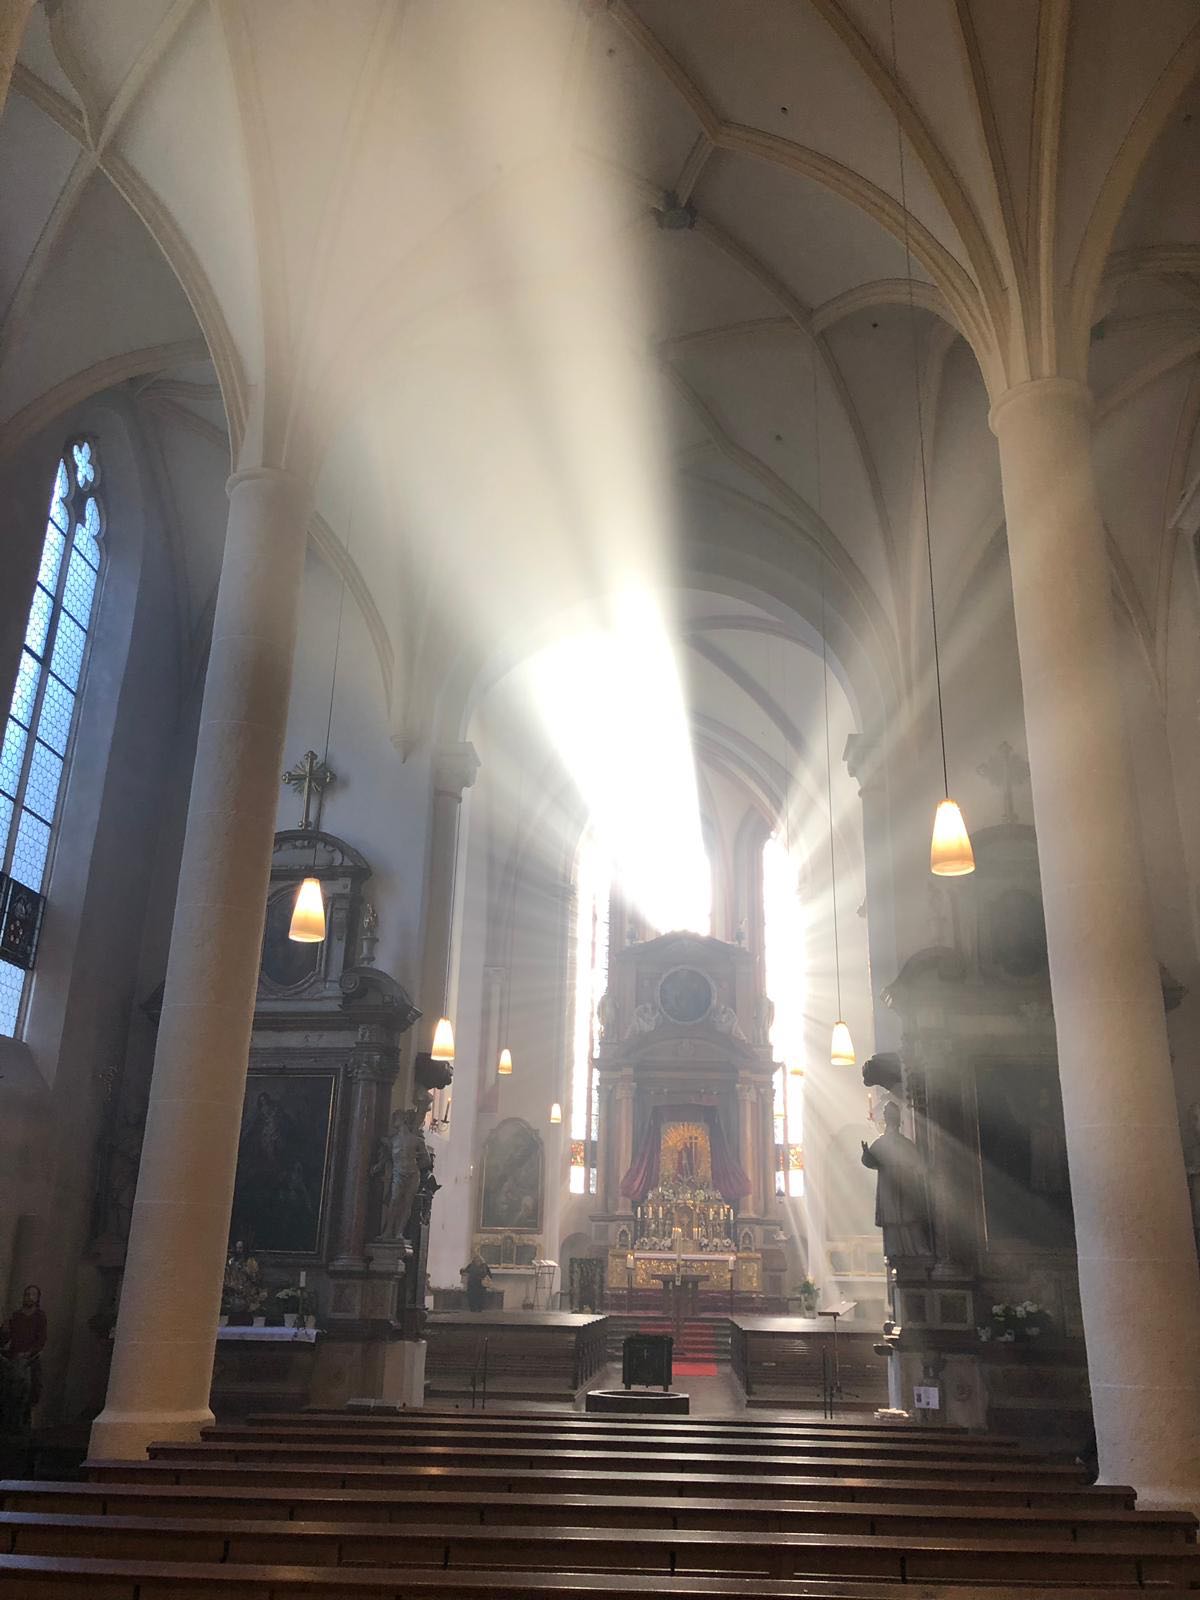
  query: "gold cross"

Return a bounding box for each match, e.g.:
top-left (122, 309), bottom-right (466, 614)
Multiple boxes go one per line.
top-left (282, 750), bottom-right (335, 831)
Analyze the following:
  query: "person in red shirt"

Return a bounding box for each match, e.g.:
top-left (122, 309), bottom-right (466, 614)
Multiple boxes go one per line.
top-left (5, 1287), bottom-right (47, 1409)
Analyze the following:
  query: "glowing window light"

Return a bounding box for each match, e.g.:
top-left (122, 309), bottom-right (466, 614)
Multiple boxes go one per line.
top-left (0, 442), bottom-right (104, 1037)
top-left (528, 593), bottom-right (710, 936)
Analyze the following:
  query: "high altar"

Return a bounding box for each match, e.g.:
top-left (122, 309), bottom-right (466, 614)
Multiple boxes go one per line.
top-left (593, 932), bottom-right (783, 1299)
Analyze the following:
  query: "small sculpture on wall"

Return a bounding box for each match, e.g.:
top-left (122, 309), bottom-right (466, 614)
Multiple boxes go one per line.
top-left (372, 1109), bottom-right (432, 1242)
top-left (861, 1100), bottom-right (932, 1261)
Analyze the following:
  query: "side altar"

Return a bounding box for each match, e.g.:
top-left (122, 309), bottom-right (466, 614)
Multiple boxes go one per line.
top-left (595, 932), bottom-right (782, 1304)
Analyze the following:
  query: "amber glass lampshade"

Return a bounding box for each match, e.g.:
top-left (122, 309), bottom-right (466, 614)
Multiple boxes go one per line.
top-left (288, 877), bottom-right (326, 943)
top-left (431, 1017), bottom-right (455, 1061)
top-left (830, 1019), bottom-right (856, 1067)
top-left (498, 1048), bottom-right (513, 1076)
top-left (549, 1101), bottom-right (562, 1124)
top-left (930, 797), bottom-right (976, 876)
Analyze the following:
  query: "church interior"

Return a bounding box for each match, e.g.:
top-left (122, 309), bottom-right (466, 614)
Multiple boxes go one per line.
top-left (2, 0), bottom-right (1200, 1592)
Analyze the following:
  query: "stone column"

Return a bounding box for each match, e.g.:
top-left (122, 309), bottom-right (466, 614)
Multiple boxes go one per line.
top-left (0, 1), bottom-right (34, 120)
top-left (610, 1078), bottom-right (634, 1211)
top-left (330, 1039), bottom-right (399, 1271)
top-left (736, 1081), bottom-right (758, 1218)
top-left (90, 467), bottom-right (311, 1460)
top-left (991, 377), bottom-right (1200, 1510)
top-left (416, 743), bottom-right (479, 1053)
top-left (844, 733), bottom-right (902, 1051)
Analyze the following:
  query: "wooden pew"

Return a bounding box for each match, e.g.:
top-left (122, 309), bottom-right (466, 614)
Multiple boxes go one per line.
top-left (5, 1478), bottom-right (1196, 1547)
top-left (86, 1456), bottom-right (1133, 1510)
top-left (0, 1551), bottom-right (1168, 1599)
top-left (281, 1406), bottom-right (984, 1438)
top-left (1, 1511), bottom-right (1198, 1586)
top-left (202, 1421), bottom-right (1046, 1464)
top-left (141, 1437), bottom-right (1090, 1485)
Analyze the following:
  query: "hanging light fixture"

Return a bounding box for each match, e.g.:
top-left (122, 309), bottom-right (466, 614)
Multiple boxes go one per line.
top-left (813, 343), bottom-right (855, 1069)
top-left (431, 1017), bottom-right (456, 1062)
top-left (497, 1047), bottom-right (513, 1076)
top-left (888, 0), bottom-right (974, 879)
top-left (830, 1020), bottom-right (856, 1068)
top-left (549, 1101), bottom-right (562, 1125)
top-left (288, 876), bottom-right (327, 942)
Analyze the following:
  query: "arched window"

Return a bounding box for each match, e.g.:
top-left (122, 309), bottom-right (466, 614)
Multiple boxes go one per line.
top-left (762, 833), bottom-right (805, 1196)
top-left (0, 440), bottom-right (104, 1035)
top-left (568, 828), bottom-right (610, 1195)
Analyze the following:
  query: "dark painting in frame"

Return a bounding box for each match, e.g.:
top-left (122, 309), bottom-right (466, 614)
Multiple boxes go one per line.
top-left (975, 1062), bottom-right (1075, 1250)
top-left (478, 1117), bottom-right (543, 1233)
top-left (230, 1069), bottom-right (337, 1255)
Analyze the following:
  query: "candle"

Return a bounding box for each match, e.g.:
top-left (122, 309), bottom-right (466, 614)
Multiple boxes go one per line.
top-left (298, 1270), bottom-right (307, 1288)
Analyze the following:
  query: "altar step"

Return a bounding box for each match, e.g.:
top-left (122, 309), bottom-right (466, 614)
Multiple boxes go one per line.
top-left (605, 1315), bottom-right (732, 1363)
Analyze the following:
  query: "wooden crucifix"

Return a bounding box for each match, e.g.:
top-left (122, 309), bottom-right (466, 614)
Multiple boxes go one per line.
top-left (282, 750), bottom-right (336, 831)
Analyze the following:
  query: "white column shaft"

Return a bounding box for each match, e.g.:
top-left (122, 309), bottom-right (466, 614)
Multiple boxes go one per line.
top-left (992, 378), bottom-right (1200, 1509)
top-left (90, 468), bottom-right (311, 1460)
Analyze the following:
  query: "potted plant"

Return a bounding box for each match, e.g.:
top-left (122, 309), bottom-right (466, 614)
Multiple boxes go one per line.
top-left (274, 1286), bottom-right (303, 1329)
top-left (788, 1277), bottom-right (819, 1318)
top-left (977, 1300), bottom-right (1052, 1343)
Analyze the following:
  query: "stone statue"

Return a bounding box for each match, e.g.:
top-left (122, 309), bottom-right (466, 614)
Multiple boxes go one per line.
top-left (597, 991), bottom-right (618, 1043)
top-left (222, 1241), bottom-right (266, 1316)
top-left (712, 1003), bottom-right (746, 1040)
top-left (627, 1001), bottom-right (660, 1036)
top-left (753, 994), bottom-right (774, 1047)
top-left (372, 1110), bottom-right (432, 1241)
top-left (861, 1100), bottom-right (932, 1260)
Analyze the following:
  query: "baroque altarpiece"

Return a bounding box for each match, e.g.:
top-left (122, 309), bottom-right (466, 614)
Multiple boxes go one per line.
top-left (591, 932), bottom-right (788, 1301)
top-left (869, 822), bottom-right (1129, 1436)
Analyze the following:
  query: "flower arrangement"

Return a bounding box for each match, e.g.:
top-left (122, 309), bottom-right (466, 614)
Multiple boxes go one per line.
top-left (978, 1300), bottom-right (1052, 1342)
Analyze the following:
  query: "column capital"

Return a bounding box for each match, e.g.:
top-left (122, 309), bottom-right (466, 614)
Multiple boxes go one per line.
top-left (843, 732), bottom-right (885, 794)
top-left (988, 376), bottom-right (1093, 438)
top-left (225, 465), bottom-right (311, 503)
top-left (433, 741), bottom-right (480, 801)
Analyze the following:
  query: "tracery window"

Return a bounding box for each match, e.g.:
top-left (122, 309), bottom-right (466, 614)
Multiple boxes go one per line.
top-left (569, 829), bottom-right (610, 1195)
top-left (763, 833), bottom-right (805, 1196)
top-left (0, 440), bottom-right (104, 1035)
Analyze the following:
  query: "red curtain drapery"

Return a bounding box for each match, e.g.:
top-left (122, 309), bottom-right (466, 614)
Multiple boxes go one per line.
top-left (619, 1102), bottom-right (751, 1202)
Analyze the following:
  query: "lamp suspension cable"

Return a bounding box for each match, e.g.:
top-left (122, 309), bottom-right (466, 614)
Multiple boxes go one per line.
top-left (887, 0), bottom-right (974, 878)
top-left (813, 346), bottom-right (855, 1068)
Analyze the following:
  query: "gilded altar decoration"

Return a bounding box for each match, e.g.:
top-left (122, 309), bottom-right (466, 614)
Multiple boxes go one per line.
top-left (660, 1120), bottom-right (711, 1185)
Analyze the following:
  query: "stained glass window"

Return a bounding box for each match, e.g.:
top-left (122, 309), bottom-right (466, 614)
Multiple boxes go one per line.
top-left (0, 440), bottom-right (104, 1035)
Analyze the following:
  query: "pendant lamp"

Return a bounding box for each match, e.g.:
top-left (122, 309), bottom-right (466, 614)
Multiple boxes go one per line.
top-left (931, 797), bottom-right (975, 876)
top-left (498, 1047), bottom-right (513, 1076)
top-left (288, 876), bottom-right (327, 942)
top-left (549, 1101), bottom-right (562, 1125)
top-left (431, 1017), bottom-right (456, 1062)
top-left (830, 1019), bottom-right (856, 1067)
top-left (888, 0), bottom-right (974, 879)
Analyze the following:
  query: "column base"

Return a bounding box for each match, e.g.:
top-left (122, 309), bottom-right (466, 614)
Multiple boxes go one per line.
top-left (379, 1338), bottom-right (426, 1407)
top-left (89, 1404), bottom-right (215, 1461)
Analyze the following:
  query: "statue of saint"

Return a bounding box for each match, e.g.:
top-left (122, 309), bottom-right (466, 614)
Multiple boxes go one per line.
top-left (861, 1101), bottom-right (932, 1260)
top-left (222, 1242), bottom-right (266, 1317)
top-left (372, 1110), bottom-right (432, 1241)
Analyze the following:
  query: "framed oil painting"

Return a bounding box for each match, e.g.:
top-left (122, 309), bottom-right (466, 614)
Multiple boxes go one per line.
top-left (975, 1062), bottom-right (1075, 1249)
top-left (479, 1117), bottom-right (543, 1233)
top-left (230, 1069), bottom-right (337, 1254)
